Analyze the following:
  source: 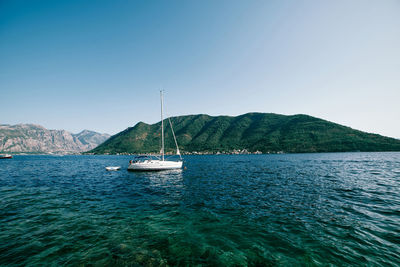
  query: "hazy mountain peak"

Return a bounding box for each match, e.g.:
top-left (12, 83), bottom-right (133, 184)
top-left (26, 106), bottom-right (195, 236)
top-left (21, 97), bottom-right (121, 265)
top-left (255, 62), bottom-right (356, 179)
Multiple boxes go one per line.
top-left (77, 129), bottom-right (95, 135)
top-left (0, 124), bottom-right (110, 153)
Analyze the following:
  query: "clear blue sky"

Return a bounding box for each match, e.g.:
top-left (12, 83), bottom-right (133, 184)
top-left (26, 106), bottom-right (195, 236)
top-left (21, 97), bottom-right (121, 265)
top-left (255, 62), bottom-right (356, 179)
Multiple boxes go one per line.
top-left (1, 0), bottom-right (399, 138)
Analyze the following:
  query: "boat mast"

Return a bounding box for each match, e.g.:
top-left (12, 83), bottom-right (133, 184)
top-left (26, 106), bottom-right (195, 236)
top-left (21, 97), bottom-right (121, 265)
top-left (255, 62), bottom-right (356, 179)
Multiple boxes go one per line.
top-left (160, 90), bottom-right (164, 161)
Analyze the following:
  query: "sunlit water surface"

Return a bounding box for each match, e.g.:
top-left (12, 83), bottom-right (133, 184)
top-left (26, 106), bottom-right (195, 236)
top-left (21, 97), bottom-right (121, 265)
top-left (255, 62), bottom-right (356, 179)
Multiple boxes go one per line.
top-left (1, 153), bottom-right (399, 266)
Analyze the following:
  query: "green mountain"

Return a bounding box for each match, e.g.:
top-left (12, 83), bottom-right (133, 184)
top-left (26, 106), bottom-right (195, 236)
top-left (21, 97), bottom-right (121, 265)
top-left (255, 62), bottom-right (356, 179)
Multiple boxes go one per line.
top-left (90, 113), bottom-right (400, 154)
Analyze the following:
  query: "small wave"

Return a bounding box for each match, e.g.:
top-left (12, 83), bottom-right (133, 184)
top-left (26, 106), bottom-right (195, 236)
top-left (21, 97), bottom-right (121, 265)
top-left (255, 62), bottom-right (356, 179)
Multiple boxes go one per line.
top-left (1, 153), bottom-right (400, 266)
top-left (392, 168), bottom-right (400, 174)
top-left (369, 170), bottom-right (381, 175)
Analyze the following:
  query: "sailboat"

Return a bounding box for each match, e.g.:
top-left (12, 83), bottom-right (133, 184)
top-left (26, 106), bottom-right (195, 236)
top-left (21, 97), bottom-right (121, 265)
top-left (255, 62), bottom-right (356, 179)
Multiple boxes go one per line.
top-left (127, 91), bottom-right (183, 171)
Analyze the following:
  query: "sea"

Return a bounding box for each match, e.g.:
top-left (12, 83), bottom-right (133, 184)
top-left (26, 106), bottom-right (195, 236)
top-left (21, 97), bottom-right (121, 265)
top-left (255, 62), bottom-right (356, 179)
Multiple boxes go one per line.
top-left (0, 153), bottom-right (399, 266)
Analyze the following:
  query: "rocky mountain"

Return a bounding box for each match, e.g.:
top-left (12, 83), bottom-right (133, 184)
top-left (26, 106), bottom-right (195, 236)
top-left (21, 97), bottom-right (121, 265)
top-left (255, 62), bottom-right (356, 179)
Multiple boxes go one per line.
top-left (74, 130), bottom-right (111, 148)
top-left (90, 113), bottom-right (400, 154)
top-left (0, 124), bottom-right (110, 153)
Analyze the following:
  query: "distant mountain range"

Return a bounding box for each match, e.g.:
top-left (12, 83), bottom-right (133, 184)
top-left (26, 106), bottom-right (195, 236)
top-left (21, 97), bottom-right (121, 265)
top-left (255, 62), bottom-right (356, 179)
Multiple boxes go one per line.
top-left (0, 124), bottom-right (110, 154)
top-left (90, 113), bottom-right (400, 154)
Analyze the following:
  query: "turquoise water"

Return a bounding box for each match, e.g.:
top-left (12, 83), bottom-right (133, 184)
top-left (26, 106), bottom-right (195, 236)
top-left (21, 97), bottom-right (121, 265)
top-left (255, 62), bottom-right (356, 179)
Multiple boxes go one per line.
top-left (0, 153), bottom-right (399, 266)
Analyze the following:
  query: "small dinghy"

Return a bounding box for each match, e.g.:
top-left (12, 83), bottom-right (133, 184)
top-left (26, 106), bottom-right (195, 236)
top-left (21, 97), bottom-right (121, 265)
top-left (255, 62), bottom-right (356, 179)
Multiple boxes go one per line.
top-left (105, 166), bottom-right (121, 171)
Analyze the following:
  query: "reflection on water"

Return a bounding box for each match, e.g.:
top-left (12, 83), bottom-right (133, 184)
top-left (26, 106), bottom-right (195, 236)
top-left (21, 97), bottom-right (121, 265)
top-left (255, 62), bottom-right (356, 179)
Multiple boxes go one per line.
top-left (0, 153), bottom-right (400, 266)
top-left (141, 169), bottom-right (184, 187)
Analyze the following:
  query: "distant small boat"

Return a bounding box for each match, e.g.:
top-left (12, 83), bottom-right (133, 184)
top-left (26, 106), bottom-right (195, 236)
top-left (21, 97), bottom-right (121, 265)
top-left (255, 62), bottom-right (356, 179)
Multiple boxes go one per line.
top-left (106, 166), bottom-right (121, 171)
top-left (0, 154), bottom-right (12, 159)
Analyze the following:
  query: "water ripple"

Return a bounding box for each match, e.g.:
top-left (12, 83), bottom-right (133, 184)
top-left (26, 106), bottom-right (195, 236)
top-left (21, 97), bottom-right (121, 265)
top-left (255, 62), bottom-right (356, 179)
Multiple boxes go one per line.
top-left (0, 153), bottom-right (399, 265)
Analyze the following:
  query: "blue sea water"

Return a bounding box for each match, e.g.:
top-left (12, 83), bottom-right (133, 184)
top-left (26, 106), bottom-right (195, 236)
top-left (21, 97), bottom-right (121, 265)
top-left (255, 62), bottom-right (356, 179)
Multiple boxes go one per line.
top-left (0, 153), bottom-right (399, 266)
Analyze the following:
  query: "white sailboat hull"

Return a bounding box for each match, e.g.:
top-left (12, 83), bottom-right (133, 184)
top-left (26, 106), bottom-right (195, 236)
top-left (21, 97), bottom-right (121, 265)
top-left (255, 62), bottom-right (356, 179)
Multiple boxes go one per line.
top-left (128, 160), bottom-right (182, 171)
